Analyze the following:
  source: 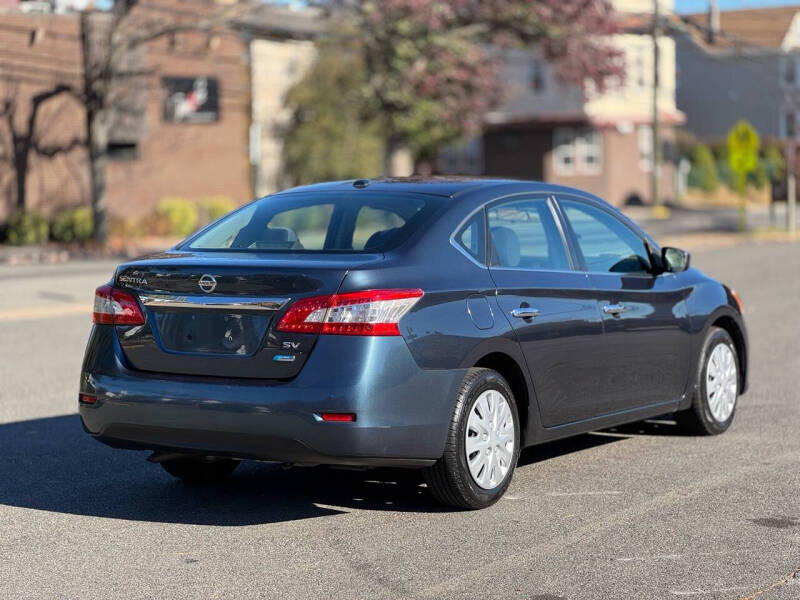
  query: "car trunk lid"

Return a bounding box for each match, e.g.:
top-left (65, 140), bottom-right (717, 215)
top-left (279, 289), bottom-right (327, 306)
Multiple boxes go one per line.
top-left (113, 252), bottom-right (373, 379)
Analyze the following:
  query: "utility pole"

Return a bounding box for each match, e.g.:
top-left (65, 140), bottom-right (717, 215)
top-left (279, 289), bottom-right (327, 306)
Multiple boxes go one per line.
top-left (651, 0), bottom-right (661, 207)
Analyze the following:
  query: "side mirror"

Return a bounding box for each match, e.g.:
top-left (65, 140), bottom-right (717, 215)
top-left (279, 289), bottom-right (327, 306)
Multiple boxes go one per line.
top-left (662, 247), bottom-right (690, 273)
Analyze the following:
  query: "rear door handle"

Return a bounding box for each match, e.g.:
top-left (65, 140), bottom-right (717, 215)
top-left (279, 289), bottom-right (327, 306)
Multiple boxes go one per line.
top-left (602, 303), bottom-right (627, 316)
top-left (510, 307), bottom-right (540, 319)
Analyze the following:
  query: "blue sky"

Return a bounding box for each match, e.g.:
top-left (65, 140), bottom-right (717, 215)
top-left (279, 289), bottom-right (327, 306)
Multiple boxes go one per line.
top-left (675, 0), bottom-right (800, 13)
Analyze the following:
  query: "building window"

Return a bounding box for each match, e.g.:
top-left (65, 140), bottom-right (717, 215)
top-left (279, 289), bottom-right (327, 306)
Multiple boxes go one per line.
top-left (553, 127), bottom-right (602, 175)
top-left (638, 125), bottom-right (653, 172)
top-left (529, 58), bottom-right (547, 94)
top-left (107, 142), bottom-right (138, 162)
top-left (553, 128), bottom-right (577, 173)
top-left (784, 56), bottom-right (797, 86)
top-left (631, 44), bottom-right (647, 90)
top-left (438, 138), bottom-right (482, 175)
top-left (577, 129), bottom-right (602, 173)
top-left (785, 111), bottom-right (796, 139)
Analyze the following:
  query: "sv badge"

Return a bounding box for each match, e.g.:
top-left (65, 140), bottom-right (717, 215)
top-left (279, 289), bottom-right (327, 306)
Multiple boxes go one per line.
top-left (282, 341), bottom-right (301, 350)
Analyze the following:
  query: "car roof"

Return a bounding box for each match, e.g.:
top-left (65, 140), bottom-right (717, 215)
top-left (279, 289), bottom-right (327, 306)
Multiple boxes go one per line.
top-left (274, 177), bottom-right (563, 199)
top-left (272, 177), bottom-right (659, 249)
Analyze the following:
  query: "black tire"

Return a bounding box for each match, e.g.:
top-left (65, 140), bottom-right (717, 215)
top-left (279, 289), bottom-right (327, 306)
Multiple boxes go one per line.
top-left (423, 368), bottom-right (521, 509)
top-left (676, 327), bottom-right (740, 435)
top-left (159, 456), bottom-right (240, 483)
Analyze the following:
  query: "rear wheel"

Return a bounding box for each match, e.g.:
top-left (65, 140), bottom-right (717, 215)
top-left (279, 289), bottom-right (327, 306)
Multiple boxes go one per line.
top-left (424, 368), bottom-right (520, 509)
top-left (676, 327), bottom-right (740, 435)
top-left (159, 456), bottom-right (240, 483)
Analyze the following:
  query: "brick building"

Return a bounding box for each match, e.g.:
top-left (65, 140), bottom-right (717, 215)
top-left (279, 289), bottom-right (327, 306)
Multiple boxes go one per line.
top-left (0, 1), bottom-right (253, 224)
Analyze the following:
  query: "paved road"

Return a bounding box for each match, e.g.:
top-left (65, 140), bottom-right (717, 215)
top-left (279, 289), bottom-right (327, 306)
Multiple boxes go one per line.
top-left (0, 245), bottom-right (798, 600)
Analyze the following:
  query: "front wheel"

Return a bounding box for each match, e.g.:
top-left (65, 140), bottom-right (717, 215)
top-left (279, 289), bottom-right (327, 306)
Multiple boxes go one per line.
top-left (424, 368), bottom-right (520, 509)
top-left (676, 327), bottom-right (740, 435)
top-left (160, 456), bottom-right (240, 483)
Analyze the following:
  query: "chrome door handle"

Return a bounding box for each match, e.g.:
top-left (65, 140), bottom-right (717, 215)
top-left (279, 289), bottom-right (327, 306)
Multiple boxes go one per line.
top-left (510, 307), bottom-right (540, 319)
top-left (603, 303), bottom-right (627, 316)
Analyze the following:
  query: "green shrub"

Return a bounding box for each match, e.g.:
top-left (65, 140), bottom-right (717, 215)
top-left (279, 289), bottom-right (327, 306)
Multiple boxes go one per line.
top-left (716, 160), bottom-right (734, 189)
top-left (205, 196), bottom-right (236, 222)
top-left (687, 143), bottom-right (719, 193)
top-left (749, 160), bottom-right (768, 190)
top-left (762, 146), bottom-right (785, 184)
top-left (156, 197), bottom-right (199, 237)
top-left (51, 207), bottom-right (94, 244)
top-left (6, 210), bottom-right (49, 245)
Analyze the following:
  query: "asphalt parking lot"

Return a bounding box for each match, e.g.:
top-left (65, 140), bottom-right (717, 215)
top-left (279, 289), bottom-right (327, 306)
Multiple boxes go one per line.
top-left (0, 243), bottom-right (798, 599)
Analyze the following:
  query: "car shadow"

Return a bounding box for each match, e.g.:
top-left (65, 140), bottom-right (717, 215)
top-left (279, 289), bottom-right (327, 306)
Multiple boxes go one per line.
top-left (0, 414), bottom-right (444, 525)
top-left (517, 431), bottom-right (630, 467)
top-left (0, 414), bottom-right (681, 525)
top-left (604, 416), bottom-right (693, 437)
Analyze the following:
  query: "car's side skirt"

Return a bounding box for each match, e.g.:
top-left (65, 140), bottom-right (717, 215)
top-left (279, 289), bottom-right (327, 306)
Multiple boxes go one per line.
top-left (526, 398), bottom-right (682, 447)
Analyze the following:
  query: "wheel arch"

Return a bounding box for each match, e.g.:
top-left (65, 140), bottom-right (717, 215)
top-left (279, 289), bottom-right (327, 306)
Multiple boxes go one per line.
top-left (472, 351), bottom-right (531, 446)
top-left (710, 314), bottom-right (748, 394)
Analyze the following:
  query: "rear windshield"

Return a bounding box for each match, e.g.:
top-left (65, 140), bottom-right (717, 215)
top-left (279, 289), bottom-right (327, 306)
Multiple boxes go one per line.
top-left (183, 192), bottom-right (444, 253)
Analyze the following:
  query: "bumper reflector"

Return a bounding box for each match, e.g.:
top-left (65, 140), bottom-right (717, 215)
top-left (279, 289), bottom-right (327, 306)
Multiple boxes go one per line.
top-left (320, 412), bottom-right (356, 422)
top-left (79, 394), bottom-right (98, 405)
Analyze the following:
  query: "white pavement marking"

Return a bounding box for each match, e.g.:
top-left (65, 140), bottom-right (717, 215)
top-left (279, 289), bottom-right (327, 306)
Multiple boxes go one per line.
top-left (670, 586), bottom-right (752, 596)
top-left (546, 491), bottom-right (623, 497)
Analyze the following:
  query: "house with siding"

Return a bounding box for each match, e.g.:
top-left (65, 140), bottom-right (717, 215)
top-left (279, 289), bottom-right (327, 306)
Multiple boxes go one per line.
top-left (675, 4), bottom-right (800, 143)
top-left (442, 0), bottom-right (683, 206)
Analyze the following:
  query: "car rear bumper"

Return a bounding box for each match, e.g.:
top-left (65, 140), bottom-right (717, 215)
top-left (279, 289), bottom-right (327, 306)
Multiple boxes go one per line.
top-left (79, 326), bottom-right (465, 467)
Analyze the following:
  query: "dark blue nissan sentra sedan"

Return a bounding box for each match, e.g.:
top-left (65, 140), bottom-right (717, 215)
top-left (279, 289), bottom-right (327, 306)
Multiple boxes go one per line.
top-left (80, 178), bottom-right (747, 509)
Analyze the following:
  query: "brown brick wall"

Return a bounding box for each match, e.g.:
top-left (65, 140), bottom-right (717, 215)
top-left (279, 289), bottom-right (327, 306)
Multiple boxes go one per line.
top-left (0, 12), bottom-right (88, 220)
top-left (0, 5), bottom-right (251, 224)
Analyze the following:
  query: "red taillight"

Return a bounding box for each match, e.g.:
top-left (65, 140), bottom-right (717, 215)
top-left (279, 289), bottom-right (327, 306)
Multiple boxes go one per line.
top-left (274, 294), bottom-right (332, 334)
top-left (276, 289), bottom-right (423, 336)
top-left (79, 394), bottom-right (97, 405)
top-left (320, 412), bottom-right (356, 422)
top-left (93, 285), bottom-right (145, 326)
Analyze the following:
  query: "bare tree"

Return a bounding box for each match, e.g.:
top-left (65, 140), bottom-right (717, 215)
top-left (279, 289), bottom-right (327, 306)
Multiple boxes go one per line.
top-left (79, 0), bottom-right (256, 243)
top-left (0, 82), bottom-right (83, 212)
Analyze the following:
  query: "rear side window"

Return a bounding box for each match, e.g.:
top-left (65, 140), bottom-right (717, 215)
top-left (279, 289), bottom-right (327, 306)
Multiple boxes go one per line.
top-left (185, 192), bottom-right (442, 253)
top-left (454, 211), bottom-right (485, 263)
top-left (487, 198), bottom-right (570, 270)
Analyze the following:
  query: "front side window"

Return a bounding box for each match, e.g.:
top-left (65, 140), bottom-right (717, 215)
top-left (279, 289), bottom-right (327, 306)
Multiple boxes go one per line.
top-left (185, 192), bottom-right (439, 253)
top-left (561, 199), bottom-right (651, 274)
top-left (487, 198), bottom-right (570, 271)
